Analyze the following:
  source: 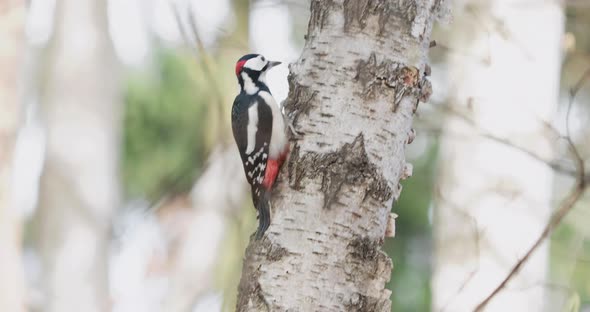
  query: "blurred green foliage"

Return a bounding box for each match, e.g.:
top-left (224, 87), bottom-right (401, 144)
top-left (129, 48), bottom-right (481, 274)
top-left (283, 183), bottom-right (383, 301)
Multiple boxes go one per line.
top-left (551, 198), bottom-right (590, 309)
top-left (385, 141), bottom-right (438, 312)
top-left (122, 50), bottom-right (213, 200)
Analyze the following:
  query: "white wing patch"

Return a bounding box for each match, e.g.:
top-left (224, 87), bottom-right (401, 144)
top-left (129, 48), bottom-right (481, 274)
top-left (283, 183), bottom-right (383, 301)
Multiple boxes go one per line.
top-left (258, 91), bottom-right (287, 159)
top-left (248, 147), bottom-right (265, 164)
top-left (245, 102), bottom-right (259, 154)
top-left (245, 146), bottom-right (268, 186)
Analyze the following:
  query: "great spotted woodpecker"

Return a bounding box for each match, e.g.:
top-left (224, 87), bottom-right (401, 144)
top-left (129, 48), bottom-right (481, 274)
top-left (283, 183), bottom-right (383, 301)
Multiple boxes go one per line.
top-left (231, 54), bottom-right (289, 239)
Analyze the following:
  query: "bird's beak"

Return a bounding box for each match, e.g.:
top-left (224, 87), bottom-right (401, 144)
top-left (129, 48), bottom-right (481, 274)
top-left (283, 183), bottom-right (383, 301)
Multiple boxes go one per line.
top-left (269, 61), bottom-right (282, 68)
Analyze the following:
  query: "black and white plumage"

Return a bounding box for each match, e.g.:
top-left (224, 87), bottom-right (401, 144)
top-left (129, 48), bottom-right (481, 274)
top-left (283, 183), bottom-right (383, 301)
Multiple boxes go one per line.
top-left (231, 54), bottom-right (289, 240)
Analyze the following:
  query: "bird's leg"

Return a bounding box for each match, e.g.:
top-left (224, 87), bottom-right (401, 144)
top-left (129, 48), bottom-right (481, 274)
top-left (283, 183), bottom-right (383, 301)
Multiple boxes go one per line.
top-left (286, 116), bottom-right (303, 140)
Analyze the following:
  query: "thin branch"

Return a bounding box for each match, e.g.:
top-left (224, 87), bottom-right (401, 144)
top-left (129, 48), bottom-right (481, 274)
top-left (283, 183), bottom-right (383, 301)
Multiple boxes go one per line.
top-left (474, 181), bottom-right (587, 311)
top-left (474, 67), bottom-right (590, 311)
top-left (169, 2), bottom-right (228, 138)
top-left (437, 105), bottom-right (585, 180)
top-left (566, 67), bottom-right (590, 183)
top-left (432, 187), bottom-right (483, 312)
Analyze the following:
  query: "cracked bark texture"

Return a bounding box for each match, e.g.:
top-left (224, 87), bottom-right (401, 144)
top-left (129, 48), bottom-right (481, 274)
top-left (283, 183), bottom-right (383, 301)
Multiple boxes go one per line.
top-left (236, 1), bottom-right (447, 311)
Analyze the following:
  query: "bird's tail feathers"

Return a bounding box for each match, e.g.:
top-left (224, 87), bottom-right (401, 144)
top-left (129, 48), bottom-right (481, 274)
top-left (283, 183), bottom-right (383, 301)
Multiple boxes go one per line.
top-left (254, 188), bottom-right (271, 240)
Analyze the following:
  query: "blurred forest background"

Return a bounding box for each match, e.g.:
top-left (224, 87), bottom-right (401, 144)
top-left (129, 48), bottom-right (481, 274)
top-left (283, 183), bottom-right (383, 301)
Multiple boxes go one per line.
top-left (1, 0), bottom-right (589, 311)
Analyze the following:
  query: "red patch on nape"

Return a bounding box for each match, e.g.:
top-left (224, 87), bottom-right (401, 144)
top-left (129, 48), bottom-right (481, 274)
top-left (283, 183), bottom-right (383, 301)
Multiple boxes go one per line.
top-left (262, 159), bottom-right (280, 190)
top-left (235, 60), bottom-right (247, 76)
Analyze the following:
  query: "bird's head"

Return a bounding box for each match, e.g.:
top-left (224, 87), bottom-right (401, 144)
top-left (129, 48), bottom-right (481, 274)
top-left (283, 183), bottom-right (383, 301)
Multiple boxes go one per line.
top-left (235, 54), bottom-right (281, 90)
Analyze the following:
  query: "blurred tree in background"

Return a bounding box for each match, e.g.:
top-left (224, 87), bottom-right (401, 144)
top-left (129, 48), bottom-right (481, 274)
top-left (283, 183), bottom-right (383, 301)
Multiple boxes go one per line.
top-left (0, 1), bottom-right (27, 311)
top-left (35, 0), bottom-right (121, 310)
top-left (123, 50), bottom-right (210, 201)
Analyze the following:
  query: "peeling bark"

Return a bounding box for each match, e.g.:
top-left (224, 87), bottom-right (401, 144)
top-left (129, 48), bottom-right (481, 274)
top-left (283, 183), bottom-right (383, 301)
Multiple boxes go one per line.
top-left (236, 1), bottom-right (447, 311)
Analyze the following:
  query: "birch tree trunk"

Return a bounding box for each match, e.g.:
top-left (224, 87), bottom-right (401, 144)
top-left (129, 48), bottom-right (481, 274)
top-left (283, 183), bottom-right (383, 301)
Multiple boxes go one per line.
top-left (37, 0), bottom-right (121, 311)
top-left (0, 2), bottom-right (27, 311)
top-left (236, 1), bottom-right (447, 310)
top-left (432, 1), bottom-right (563, 311)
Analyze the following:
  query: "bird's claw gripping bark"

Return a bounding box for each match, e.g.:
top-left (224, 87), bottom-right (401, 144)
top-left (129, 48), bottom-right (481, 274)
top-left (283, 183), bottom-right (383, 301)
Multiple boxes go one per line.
top-left (287, 117), bottom-right (303, 140)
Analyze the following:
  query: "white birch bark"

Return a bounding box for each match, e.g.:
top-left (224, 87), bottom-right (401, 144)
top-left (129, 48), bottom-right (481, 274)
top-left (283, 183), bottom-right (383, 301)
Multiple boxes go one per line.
top-left (236, 1), bottom-right (448, 310)
top-left (36, 0), bottom-right (121, 311)
top-left (432, 1), bottom-right (563, 311)
top-left (0, 2), bottom-right (27, 311)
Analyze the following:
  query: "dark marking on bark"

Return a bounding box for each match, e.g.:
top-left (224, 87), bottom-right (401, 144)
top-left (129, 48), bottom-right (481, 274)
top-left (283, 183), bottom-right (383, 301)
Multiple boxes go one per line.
top-left (345, 293), bottom-right (390, 312)
top-left (288, 134), bottom-right (392, 209)
top-left (342, 0), bottom-right (392, 36)
top-left (401, 1), bottom-right (419, 28)
top-left (355, 52), bottom-right (378, 95)
top-left (376, 4), bottom-right (393, 36)
top-left (418, 76), bottom-right (433, 102)
top-left (407, 128), bottom-right (416, 144)
top-left (355, 52), bottom-right (399, 100)
top-left (307, 0), bottom-right (334, 34)
top-left (283, 75), bottom-right (318, 131)
top-left (343, 0), bottom-right (368, 32)
top-left (349, 236), bottom-right (379, 261)
top-left (433, 0), bottom-right (450, 21)
top-left (236, 279), bottom-right (268, 312)
top-left (355, 53), bottom-right (433, 111)
top-left (236, 237), bottom-right (291, 311)
top-left (266, 241), bottom-right (288, 262)
top-left (344, 237), bottom-right (392, 311)
top-left (287, 143), bottom-right (304, 190)
top-left (236, 244), bottom-right (270, 312)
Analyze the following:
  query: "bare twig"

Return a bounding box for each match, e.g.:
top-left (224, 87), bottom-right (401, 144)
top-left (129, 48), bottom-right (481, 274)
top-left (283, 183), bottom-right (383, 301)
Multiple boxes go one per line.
top-left (437, 105), bottom-right (584, 180)
top-left (433, 188), bottom-right (483, 312)
top-left (169, 2), bottom-right (228, 138)
top-left (565, 68), bottom-right (590, 178)
top-left (474, 68), bottom-right (590, 311)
